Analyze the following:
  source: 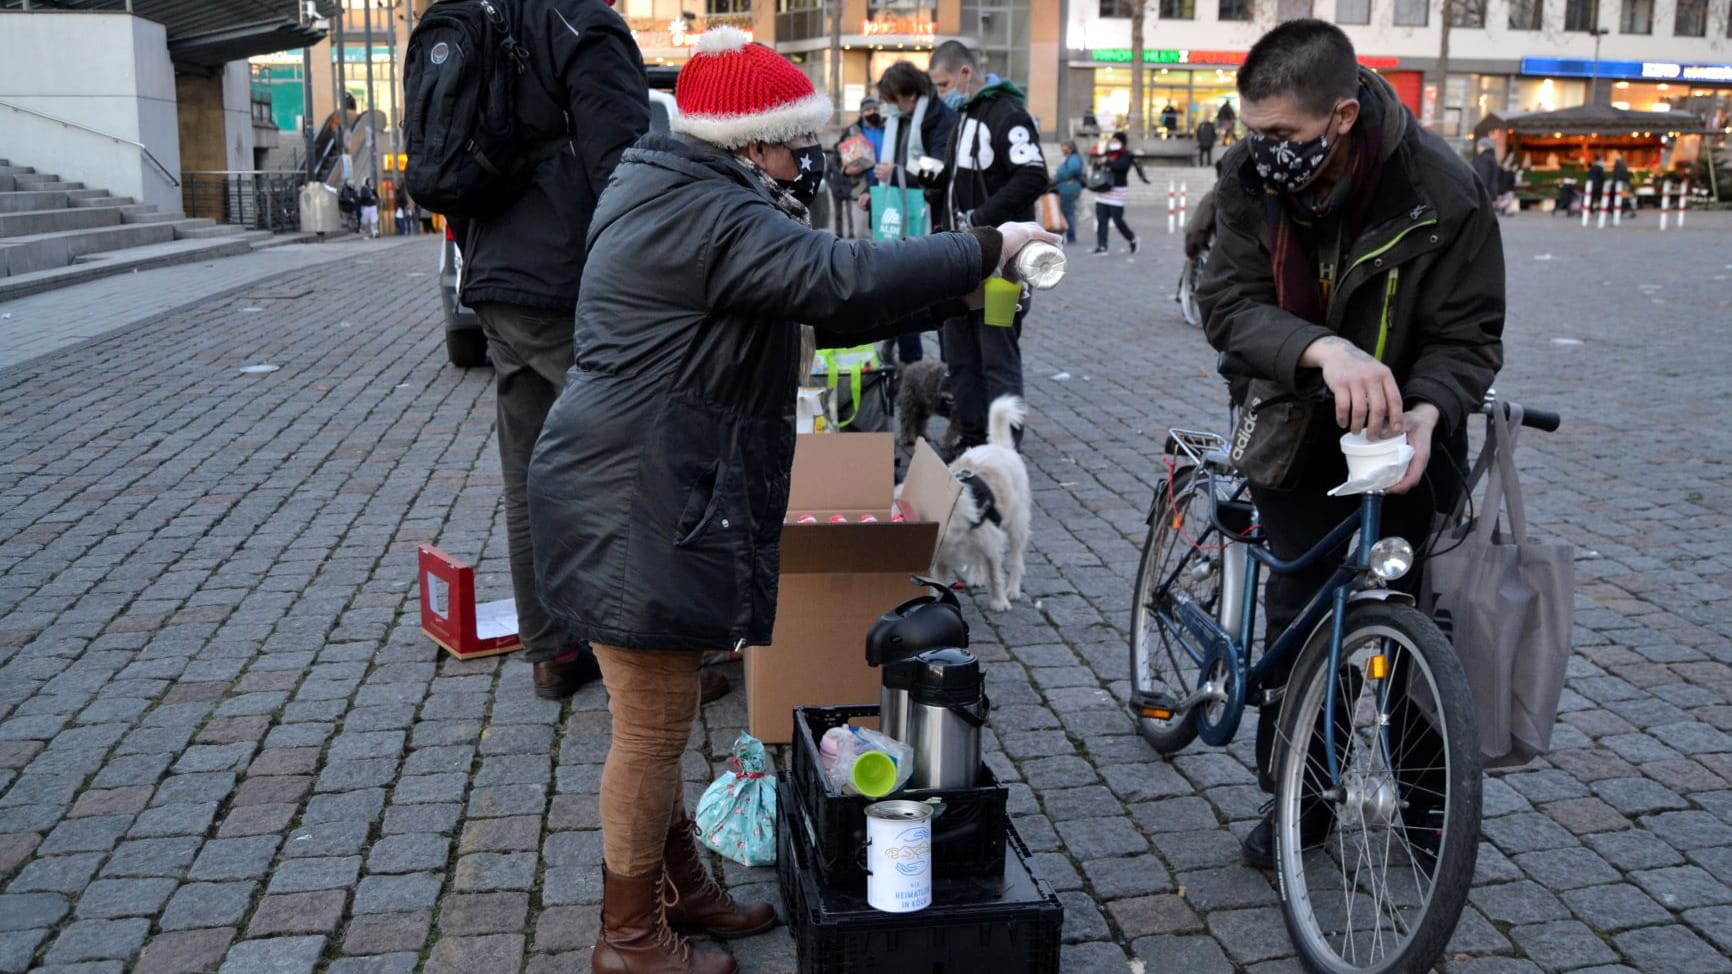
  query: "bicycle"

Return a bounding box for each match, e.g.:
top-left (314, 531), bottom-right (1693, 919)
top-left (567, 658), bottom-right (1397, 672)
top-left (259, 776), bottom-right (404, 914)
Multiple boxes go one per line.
top-left (1173, 243), bottom-right (1207, 328)
top-left (1128, 390), bottom-right (1559, 974)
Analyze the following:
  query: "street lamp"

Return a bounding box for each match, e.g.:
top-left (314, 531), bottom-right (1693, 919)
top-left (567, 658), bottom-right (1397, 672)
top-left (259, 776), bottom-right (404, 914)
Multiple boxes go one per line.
top-left (1588, 27), bottom-right (1610, 106)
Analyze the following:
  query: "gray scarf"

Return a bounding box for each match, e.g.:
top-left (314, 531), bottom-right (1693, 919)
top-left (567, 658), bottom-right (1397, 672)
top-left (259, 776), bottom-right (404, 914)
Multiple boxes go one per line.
top-left (734, 154), bottom-right (818, 380)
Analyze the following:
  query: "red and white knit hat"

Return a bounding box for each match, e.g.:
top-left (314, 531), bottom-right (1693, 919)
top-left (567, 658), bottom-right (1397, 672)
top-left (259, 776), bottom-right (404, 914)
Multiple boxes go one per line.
top-left (672, 27), bottom-right (833, 150)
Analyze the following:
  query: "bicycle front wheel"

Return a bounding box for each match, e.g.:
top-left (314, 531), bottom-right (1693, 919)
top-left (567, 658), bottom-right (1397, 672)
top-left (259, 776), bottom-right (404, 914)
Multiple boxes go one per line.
top-left (1272, 601), bottom-right (1481, 974)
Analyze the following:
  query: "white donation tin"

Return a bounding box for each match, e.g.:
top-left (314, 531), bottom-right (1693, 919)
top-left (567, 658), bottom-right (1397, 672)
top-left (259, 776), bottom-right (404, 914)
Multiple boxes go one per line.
top-left (864, 799), bottom-right (934, 913)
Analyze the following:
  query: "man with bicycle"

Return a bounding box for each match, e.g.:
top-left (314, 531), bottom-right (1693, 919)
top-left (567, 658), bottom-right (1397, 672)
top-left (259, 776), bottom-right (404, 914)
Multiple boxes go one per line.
top-left (1197, 19), bottom-right (1504, 869)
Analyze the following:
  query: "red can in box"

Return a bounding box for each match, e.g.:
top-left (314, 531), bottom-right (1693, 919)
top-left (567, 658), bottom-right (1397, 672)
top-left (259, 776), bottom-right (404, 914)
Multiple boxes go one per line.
top-left (828, 514), bottom-right (849, 524)
top-left (796, 513), bottom-right (818, 524)
top-left (858, 514), bottom-right (878, 523)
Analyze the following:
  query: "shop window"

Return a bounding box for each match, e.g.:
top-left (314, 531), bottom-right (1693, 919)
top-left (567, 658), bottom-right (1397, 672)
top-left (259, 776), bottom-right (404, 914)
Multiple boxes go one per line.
top-left (1159, 0), bottom-right (1196, 18)
top-left (1100, 0), bottom-right (1135, 17)
top-left (1219, 0), bottom-right (1254, 20)
top-left (1508, 0), bottom-right (1543, 30)
top-left (1449, 0), bottom-right (1486, 27)
top-left (705, 0), bottom-right (751, 14)
top-left (1275, 0), bottom-right (1313, 20)
top-left (1619, 0), bottom-right (1652, 33)
top-left (1563, 0), bottom-right (1598, 30)
top-left (1673, 0), bottom-right (1707, 35)
top-left (1394, 0), bottom-right (1428, 25)
top-left (1336, 0), bottom-right (1371, 24)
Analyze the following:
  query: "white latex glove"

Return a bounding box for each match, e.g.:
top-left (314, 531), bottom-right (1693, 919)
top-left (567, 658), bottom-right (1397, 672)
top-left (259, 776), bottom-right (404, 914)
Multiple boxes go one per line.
top-left (996, 221), bottom-right (1062, 268)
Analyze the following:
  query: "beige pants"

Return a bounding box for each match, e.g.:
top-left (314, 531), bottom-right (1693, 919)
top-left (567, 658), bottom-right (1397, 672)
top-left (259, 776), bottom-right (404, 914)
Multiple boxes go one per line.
top-left (593, 643), bottom-right (703, 875)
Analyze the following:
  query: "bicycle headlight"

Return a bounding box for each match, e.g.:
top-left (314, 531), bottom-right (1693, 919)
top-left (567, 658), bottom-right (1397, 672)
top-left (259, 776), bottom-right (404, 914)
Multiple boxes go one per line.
top-left (1369, 537), bottom-right (1414, 581)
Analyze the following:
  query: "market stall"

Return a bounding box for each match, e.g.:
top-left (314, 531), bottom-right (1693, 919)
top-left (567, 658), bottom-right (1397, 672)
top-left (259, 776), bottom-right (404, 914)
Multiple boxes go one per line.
top-left (1475, 104), bottom-right (1709, 209)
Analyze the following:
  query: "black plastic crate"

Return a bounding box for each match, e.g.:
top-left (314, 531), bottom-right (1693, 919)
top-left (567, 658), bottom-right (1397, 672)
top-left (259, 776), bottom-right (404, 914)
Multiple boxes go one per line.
top-left (791, 705), bottom-right (1008, 886)
top-left (777, 777), bottom-right (1062, 974)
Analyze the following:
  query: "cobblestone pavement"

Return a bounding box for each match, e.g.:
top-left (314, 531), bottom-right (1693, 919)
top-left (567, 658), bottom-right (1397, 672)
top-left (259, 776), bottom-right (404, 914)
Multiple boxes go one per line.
top-left (0, 235), bottom-right (423, 371)
top-left (0, 211), bottom-right (1729, 974)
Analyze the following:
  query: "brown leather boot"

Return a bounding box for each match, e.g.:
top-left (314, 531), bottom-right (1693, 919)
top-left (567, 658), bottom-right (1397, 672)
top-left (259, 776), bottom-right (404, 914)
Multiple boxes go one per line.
top-left (663, 817), bottom-right (778, 938)
top-left (593, 867), bottom-right (735, 974)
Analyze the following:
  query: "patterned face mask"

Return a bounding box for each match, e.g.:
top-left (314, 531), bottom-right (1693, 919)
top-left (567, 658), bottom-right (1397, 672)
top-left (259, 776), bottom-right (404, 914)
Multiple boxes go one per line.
top-left (1247, 106), bottom-right (1345, 193)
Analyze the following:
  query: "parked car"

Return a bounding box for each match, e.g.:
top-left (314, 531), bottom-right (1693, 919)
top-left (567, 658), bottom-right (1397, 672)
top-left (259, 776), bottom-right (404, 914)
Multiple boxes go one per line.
top-left (439, 67), bottom-right (683, 368)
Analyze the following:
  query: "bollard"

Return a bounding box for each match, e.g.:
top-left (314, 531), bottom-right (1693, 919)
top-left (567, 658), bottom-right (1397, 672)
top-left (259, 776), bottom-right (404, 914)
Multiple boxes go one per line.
top-left (1167, 181), bottom-right (1176, 235)
top-left (1613, 181), bottom-right (1624, 226)
top-left (1679, 180), bottom-right (1690, 228)
top-left (1597, 178), bottom-right (1612, 229)
top-left (1660, 181), bottom-right (1671, 232)
top-left (1581, 182), bottom-right (1592, 228)
top-left (1179, 182), bottom-right (1188, 230)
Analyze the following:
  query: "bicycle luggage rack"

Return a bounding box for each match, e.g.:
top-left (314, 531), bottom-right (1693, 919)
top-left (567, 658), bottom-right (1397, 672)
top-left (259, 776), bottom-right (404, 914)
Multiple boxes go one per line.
top-left (1165, 428), bottom-right (1229, 468)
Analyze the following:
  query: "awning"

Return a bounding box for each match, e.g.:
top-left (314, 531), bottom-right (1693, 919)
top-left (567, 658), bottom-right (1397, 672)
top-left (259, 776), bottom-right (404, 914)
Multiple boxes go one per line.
top-left (1479, 104), bottom-right (1708, 137)
top-left (1, 1), bottom-right (339, 70)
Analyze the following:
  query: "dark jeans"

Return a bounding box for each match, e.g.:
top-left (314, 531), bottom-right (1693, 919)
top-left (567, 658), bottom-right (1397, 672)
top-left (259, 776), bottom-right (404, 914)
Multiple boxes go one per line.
top-left (1198, 145), bottom-right (1214, 166)
top-left (896, 331), bottom-right (924, 364)
top-left (1096, 202), bottom-right (1136, 250)
top-left (1249, 415), bottom-right (1468, 794)
top-left (1058, 193), bottom-right (1080, 243)
top-left (940, 302), bottom-right (1027, 449)
top-left (832, 195), bottom-right (855, 238)
top-left (473, 302), bottom-right (590, 665)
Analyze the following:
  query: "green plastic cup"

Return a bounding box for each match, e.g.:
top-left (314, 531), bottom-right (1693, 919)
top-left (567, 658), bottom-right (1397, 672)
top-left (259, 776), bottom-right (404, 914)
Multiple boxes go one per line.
top-left (851, 751), bottom-right (898, 798)
top-left (983, 275), bottom-right (1021, 328)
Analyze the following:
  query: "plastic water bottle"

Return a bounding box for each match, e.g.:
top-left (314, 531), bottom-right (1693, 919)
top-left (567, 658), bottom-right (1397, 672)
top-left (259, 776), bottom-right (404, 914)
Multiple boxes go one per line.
top-left (1009, 241), bottom-right (1066, 290)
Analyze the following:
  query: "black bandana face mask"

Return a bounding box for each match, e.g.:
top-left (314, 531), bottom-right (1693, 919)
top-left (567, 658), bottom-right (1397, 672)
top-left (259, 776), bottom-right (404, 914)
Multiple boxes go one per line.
top-left (1247, 106), bottom-right (1345, 194)
top-left (776, 144), bottom-right (826, 208)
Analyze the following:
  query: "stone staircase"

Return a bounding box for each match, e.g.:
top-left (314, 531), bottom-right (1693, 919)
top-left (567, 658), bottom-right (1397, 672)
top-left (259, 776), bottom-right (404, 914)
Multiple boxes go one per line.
top-left (0, 159), bottom-right (311, 301)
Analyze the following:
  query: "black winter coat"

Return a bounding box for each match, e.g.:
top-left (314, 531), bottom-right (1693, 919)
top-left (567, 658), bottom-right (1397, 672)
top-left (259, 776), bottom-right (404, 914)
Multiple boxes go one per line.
top-left (526, 135), bottom-right (991, 652)
top-left (1198, 69), bottom-right (1505, 438)
top-left (456, 0), bottom-right (649, 312)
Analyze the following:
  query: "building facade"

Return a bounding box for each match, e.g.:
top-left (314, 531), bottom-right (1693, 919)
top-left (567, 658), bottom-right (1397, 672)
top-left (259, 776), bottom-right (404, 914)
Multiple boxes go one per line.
top-left (1066, 0), bottom-right (1732, 142)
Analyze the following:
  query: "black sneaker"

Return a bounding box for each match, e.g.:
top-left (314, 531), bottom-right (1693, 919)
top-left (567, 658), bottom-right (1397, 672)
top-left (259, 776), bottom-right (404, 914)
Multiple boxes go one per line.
top-left (1242, 799), bottom-right (1333, 870)
top-left (1091, 246), bottom-right (1108, 256)
top-left (1130, 238), bottom-right (1141, 254)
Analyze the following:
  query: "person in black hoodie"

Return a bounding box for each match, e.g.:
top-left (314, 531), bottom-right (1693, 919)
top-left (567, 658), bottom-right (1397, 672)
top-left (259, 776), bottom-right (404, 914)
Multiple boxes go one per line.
top-left (451, 0), bottom-right (650, 702)
top-left (929, 41), bottom-right (1049, 452)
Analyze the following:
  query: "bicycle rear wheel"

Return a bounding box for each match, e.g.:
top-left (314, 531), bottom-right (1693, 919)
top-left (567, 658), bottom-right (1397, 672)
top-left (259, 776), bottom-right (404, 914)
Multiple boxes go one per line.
top-left (1130, 466), bottom-right (1221, 754)
top-left (1178, 259), bottom-right (1202, 327)
top-left (1272, 601), bottom-right (1481, 974)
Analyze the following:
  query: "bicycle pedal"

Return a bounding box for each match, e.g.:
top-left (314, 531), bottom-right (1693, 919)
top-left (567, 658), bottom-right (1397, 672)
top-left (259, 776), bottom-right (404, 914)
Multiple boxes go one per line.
top-left (1131, 690), bottom-right (1178, 721)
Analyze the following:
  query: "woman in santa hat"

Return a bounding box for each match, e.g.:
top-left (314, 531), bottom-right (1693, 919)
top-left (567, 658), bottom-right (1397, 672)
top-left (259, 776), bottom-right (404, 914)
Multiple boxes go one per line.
top-left (525, 26), bottom-right (1056, 974)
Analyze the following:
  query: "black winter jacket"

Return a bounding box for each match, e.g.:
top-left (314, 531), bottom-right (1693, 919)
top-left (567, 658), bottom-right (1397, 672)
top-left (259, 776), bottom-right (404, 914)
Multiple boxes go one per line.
top-left (526, 135), bottom-right (993, 652)
top-left (939, 80), bottom-right (1048, 229)
top-left (456, 0), bottom-right (649, 311)
top-left (1197, 69), bottom-right (1504, 438)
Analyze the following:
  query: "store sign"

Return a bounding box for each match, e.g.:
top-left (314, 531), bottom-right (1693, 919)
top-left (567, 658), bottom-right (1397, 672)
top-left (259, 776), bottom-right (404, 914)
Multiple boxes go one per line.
top-left (1521, 56), bottom-right (1732, 83)
top-left (863, 16), bottom-right (936, 37)
top-left (1089, 48), bottom-right (1397, 69)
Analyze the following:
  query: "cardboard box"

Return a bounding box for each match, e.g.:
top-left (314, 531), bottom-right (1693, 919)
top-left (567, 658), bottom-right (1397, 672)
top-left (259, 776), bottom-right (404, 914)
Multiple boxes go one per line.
top-left (745, 434), bottom-right (961, 743)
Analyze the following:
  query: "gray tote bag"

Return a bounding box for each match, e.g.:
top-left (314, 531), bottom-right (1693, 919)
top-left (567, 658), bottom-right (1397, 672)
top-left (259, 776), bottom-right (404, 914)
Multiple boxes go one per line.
top-left (1423, 404), bottom-right (1574, 769)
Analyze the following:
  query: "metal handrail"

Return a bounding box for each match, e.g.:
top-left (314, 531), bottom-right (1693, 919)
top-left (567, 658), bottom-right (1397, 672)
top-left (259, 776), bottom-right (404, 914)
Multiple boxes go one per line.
top-left (0, 98), bottom-right (180, 188)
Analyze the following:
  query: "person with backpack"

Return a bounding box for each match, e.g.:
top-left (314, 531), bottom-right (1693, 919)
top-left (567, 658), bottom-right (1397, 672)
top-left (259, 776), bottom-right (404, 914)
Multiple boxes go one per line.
top-left (357, 179), bottom-right (380, 238)
top-left (404, 0), bottom-right (653, 703)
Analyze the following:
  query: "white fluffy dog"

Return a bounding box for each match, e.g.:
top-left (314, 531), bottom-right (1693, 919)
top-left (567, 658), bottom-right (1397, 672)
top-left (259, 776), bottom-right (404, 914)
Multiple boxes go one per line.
top-left (933, 396), bottom-right (1031, 612)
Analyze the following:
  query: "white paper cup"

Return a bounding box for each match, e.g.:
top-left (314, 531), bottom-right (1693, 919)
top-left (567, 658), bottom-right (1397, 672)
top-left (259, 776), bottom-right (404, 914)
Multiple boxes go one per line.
top-left (1339, 431), bottom-right (1411, 481)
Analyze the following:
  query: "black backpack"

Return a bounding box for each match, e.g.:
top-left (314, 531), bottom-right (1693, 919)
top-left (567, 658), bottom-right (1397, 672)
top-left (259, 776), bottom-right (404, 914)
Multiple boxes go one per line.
top-left (403, 0), bottom-right (556, 219)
